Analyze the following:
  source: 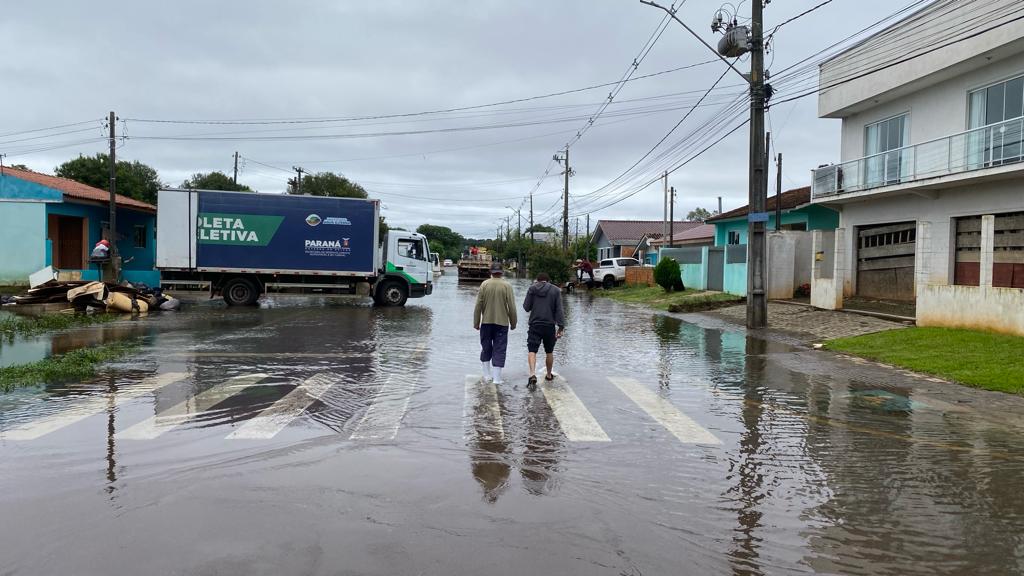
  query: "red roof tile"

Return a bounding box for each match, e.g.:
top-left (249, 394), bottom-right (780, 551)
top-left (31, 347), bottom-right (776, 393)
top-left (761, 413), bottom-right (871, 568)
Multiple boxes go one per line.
top-left (706, 186), bottom-right (810, 223)
top-left (649, 223), bottom-right (715, 246)
top-left (595, 220), bottom-right (701, 244)
top-left (2, 166), bottom-right (155, 212)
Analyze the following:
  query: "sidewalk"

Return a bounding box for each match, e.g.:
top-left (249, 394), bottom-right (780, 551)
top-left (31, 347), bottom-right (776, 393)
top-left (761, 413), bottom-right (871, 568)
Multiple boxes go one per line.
top-left (705, 300), bottom-right (908, 344)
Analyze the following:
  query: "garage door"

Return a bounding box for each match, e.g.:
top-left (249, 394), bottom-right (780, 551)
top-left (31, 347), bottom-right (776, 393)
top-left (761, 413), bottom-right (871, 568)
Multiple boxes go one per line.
top-left (856, 222), bottom-right (916, 301)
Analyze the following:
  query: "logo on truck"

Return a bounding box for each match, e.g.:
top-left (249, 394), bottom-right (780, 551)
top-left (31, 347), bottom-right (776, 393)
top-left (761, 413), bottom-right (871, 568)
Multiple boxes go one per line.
top-left (196, 213), bottom-right (284, 246)
top-left (305, 214), bottom-right (322, 227)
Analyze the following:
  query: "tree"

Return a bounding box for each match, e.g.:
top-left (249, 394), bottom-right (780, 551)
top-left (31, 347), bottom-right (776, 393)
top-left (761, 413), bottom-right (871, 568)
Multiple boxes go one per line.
top-left (416, 224), bottom-right (466, 261)
top-left (654, 257), bottom-right (683, 293)
top-left (527, 242), bottom-right (572, 284)
top-left (182, 171), bottom-right (252, 192)
top-left (9, 164), bottom-right (29, 170)
top-left (55, 153), bottom-right (163, 204)
top-left (686, 207), bottom-right (715, 222)
top-left (525, 223), bottom-right (556, 233)
top-left (569, 236), bottom-right (597, 262)
top-left (288, 171), bottom-right (367, 198)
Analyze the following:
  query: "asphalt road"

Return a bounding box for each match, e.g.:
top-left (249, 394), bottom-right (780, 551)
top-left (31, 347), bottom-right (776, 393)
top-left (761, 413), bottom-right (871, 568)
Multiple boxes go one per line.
top-left (2, 273), bottom-right (1024, 575)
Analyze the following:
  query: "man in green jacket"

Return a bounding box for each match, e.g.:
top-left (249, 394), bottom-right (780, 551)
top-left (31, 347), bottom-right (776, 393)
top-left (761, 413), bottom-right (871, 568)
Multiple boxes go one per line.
top-left (474, 262), bottom-right (517, 384)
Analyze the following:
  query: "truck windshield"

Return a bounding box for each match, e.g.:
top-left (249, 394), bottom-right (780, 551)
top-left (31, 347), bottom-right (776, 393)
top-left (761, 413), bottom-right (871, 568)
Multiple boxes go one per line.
top-left (398, 239), bottom-right (427, 261)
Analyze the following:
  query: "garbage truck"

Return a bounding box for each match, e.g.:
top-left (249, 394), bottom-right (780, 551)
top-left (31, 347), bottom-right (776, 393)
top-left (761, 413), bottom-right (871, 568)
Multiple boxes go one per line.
top-left (155, 189), bottom-right (432, 306)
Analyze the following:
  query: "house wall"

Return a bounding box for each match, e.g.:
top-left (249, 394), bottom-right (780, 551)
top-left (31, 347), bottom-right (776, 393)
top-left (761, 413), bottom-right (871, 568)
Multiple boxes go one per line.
top-left (918, 285), bottom-right (1024, 336)
top-left (820, 0), bottom-right (1024, 118)
top-left (0, 202), bottom-right (47, 285)
top-left (713, 206), bottom-right (839, 246)
top-left (45, 202), bottom-right (159, 285)
top-left (838, 52), bottom-right (1024, 162)
top-left (661, 246), bottom-right (707, 290)
top-left (833, 180), bottom-right (1023, 297)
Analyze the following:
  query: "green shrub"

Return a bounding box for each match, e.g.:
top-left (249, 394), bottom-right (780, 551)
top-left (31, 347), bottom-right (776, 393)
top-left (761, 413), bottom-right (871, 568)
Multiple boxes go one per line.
top-left (654, 257), bottom-right (682, 293)
top-left (527, 243), bottom-right (572, 284)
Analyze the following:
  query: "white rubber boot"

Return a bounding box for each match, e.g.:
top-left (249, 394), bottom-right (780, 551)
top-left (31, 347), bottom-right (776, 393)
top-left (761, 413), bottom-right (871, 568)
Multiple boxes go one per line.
top-left (491, 365), bottom-right (503, 385)
top-left (482, 361), bottom-right (493, 383)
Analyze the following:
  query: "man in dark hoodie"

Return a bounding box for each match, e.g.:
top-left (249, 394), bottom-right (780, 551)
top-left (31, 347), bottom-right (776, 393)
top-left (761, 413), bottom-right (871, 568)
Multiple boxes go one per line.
top-left (522, 272), bottom-right (565, 388)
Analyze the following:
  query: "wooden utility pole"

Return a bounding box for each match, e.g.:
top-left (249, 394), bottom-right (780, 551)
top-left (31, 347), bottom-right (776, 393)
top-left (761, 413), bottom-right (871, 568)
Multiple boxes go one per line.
top-left (108, 111), bottom-right (120, 281)
top-left (775, 152), bottom-right (783, 231)
top-left (669, 186), bottom-right (676, 247)
top-left (233, 151), bottom-right (240, 185)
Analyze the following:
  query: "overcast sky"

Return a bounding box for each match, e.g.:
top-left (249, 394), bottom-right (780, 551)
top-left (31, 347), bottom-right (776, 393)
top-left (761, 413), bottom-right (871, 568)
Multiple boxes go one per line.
top-left (1, 0), bottom-right (906, 237)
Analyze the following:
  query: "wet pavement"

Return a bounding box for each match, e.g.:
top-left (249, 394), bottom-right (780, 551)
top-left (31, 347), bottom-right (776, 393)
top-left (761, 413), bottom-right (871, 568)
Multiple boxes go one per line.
top-left (2, 274), bottom-right (1024, 575)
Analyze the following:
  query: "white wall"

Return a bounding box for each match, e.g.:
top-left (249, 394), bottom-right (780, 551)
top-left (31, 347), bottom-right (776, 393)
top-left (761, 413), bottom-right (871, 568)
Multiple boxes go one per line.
top-left (839, 53), bottom-right (1024, 161)
top-left (820, 0), bottom-right (1024, 118)
top-left (918, 284), bottom-right (1024, 336)
top-left (834, 180), bottom-right (1024, 296)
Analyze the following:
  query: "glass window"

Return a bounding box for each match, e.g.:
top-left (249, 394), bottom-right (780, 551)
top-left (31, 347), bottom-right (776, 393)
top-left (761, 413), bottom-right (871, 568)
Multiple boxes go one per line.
top-left (133, 225), bottom-right (147, 249)
top-left (970, 74), bottom-right (1024, 128)
top-left (968, 75), bottom-right (1024, 166)
top-left (600, 259), bottom-right (613, 267)
top-left (619, 258), bottom-right (640, 267)
top-left (728, 231), bottom-right (741, 245)
top-left (397, 239), bottom-right (425, 260)
top-left (864, 113), bottom-right (909, 186)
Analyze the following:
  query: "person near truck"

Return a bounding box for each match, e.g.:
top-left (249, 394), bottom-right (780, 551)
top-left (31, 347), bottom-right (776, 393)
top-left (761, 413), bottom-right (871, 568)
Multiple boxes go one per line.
top-left (522, 272), bottom-right (565, 388)
top-left (574, 259), bottom-right (595, 284)
top-left (474, 261), bottom-right (517, 384)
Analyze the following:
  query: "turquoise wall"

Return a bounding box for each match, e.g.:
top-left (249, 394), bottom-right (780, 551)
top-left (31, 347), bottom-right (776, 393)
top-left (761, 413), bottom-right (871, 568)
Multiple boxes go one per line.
top-left (723, 261), bottom-right (747, 296)
top-left (713, 205), bottom-right (839, 246)
top-left (679, 247), bottom-right (709, 290)
top-left (0, 202), bottom-right (47, 284)
top-left (46, 202), bottom-right (158, 284)
top-left (0, 175), bottom-right (63, 202)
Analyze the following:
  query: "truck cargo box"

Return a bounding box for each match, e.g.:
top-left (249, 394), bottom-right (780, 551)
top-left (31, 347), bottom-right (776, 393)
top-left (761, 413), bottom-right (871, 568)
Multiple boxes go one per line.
top-left (157, 189), bottom-right (380, 276)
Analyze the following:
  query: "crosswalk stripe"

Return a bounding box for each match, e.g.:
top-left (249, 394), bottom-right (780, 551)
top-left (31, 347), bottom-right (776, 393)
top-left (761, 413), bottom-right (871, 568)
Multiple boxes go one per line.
top-left (540, 375), bottom-right (610, 442)
top-left (464, 375), bottom-right (505, 442)
top-left (226, 373), bottom-right (337, 439)
top-left (2, 372), bottom-right (190, 441)
top-left (116, 373), bottom-right (270, 440)
top-left (348, 346), bottom-right (427, 441)
top-left (608, 376), bottom-right (720, 445)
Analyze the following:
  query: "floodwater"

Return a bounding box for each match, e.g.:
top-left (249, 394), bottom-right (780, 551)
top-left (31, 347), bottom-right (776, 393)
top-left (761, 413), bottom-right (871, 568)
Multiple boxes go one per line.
top-left (2, 274), bottom-right (1024, 575)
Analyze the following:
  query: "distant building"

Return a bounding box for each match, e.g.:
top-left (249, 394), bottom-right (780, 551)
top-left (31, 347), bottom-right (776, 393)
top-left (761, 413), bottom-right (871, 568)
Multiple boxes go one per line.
top-left (809, 0), bottom-right (1024, 334)
top-left (592, 220), bottom-right (699, 261)
top-left (0, 167), bottom-right (158, 286)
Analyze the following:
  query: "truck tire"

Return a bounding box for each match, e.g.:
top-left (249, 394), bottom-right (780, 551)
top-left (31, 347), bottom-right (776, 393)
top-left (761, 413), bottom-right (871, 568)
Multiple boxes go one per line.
top-left (375, 280), bottom-right (408, 307)
top-left (223, 277), bottom-right (260, 306)
top-left (603, 275), bottom-right (616, 289)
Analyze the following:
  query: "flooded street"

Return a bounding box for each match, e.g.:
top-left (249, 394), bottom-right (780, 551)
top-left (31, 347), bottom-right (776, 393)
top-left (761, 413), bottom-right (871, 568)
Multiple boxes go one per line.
top-left (2, 275), bottom-right (1024, 575)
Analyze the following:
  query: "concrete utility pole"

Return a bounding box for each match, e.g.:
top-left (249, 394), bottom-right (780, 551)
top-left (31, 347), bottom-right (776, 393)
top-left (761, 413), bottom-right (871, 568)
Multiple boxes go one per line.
top-left (585, 214), bottom-right (591, 260)
top-left (529, 193), bottom-right (535, 243)
top-left (662, 171), bottom-right (669, 240)
top-left (108, 111), bottom-right (120, 281)
top-left (233, 151), bottom-right (240, 185)
top-left (292, 166), bottom-right (305, 194)
top-left (669, 186), bottom-right (676, 247)
top-left (775, 152), bottom-right (783, 231)
top-left (562, 146), bottom-right (570, 252)
top-left (744, 0), bottom-right (768, 329)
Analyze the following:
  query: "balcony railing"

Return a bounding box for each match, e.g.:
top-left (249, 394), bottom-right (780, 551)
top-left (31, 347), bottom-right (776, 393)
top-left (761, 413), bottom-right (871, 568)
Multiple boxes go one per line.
top-left (812, 116), bottom-right (1024, 198)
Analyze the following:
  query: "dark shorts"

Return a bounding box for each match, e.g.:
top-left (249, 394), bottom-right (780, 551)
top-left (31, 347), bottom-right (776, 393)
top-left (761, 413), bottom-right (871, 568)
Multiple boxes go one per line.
top-left (527, 323), bottom-right (557, 354)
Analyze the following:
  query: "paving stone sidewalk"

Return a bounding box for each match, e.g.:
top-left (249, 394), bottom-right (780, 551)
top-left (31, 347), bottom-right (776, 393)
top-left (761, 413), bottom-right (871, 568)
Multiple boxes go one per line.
top-left (710, 301), bottom-right (908, 343)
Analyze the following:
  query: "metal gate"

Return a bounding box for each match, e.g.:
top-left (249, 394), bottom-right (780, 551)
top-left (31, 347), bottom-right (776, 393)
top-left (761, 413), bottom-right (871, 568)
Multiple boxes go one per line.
top-left (707, 246), bottom-right (725, 291)
top-left (856, 222), bottom-right (916, 301)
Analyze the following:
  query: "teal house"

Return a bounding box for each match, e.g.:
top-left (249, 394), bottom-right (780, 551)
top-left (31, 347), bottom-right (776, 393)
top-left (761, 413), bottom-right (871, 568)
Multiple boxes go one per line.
top-left (0, 167), bottom-right (158, 286)
top-left (708, 186), bottom-right (839, 247)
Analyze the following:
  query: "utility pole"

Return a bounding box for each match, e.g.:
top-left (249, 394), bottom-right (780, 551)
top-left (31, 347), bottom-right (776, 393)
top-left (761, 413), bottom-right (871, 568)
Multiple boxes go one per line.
top-left (662, 171), bottom-right (669, 240)
top-left (108, 111), bottom-right (120, 281)
top-left (775, 152), bottom-right (783, 231)
top-left (505, 216), bottom-right (511, 242)
top-left (741, 1), bottom-right (768, 329)
top-left (529, 193), bottom-right (535, 243)
top-left (292, 166), bottom-right (305, 194)
top-left (585, 214), bottom-right (591, 261)
top-left (718, 196), bottom-right (722, 216)
top-left (574, 218), bottom-right (580, 256)
top-left (562, 147), bottom-right (570, 252)
top-left (669, 186), bottom-right (676, 247)
top-left (233, 151), bottom-right (239, 185)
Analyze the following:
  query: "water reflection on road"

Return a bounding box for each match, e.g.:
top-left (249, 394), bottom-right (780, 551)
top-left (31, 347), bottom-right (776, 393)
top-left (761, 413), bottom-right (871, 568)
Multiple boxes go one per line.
top-left (0, 274), bottom-right (1023, 575)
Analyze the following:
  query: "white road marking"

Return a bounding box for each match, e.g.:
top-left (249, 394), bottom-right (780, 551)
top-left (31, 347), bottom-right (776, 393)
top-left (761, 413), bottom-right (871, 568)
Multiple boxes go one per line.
top-left (540, 375), bottom-right (610, 442)
top-left (348, 346), bottom-right (427, 441)
top-left (464, 375), bottom-right (505, 442)
top-left (226, 373), bottom-right (337, 439)
top-left (608, 376), bottom-right (720, 445)
top-left (2, 372), bottom-right (190, 441)
top-left (116, 373), bottom-right (270, 440)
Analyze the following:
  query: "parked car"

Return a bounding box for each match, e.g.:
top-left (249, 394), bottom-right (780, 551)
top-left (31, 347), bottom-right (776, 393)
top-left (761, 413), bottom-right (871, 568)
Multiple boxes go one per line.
top-left (593, 257), bottom-right (642, 288)
top-left (443, 258), bottom-right (453, 267)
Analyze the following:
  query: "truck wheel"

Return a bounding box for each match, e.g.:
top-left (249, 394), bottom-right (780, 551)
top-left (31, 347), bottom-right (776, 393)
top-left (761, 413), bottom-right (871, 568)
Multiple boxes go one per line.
top-left (603, 275), bottom-right (616, 289)
top-left (376, 280), bottom-right (408, 307)
top-left (223, 277), bottom-right (259, 306)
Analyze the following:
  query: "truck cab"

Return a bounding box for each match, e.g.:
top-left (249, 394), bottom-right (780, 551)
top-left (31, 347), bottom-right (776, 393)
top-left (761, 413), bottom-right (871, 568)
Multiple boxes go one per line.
top-left (375, 231), bottom-right (433, 306)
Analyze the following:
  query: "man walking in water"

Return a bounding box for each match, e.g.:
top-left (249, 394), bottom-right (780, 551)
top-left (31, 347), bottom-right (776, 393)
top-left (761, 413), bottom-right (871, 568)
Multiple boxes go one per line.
top-left (474, 261), bottom-right (517, 384)
top-left (523, 272), bottom-right (565, 389)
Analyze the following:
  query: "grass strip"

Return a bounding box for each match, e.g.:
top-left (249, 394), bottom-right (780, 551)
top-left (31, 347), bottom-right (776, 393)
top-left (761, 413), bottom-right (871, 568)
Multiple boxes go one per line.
top-left (824, 327), bottom-right (1024, 394)
top-left (0, 341), bottom-right (138, 392)
top-left (600, 285), bottom-right (743, 311)
top-left (0, 312), bottom-right (118, 339)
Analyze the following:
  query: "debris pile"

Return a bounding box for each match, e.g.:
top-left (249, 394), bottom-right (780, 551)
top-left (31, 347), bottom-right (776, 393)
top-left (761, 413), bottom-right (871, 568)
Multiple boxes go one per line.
top-left (3, 281), bottom-right (179, 312)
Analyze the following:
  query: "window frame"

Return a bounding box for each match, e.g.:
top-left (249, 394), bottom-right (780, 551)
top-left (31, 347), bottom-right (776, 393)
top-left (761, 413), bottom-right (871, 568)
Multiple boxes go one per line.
top-left (133, 225), bottom-right (147, 249)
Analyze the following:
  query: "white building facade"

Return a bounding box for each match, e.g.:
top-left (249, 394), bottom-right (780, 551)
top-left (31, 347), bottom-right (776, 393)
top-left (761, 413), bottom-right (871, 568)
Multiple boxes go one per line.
top-left (810, 0), bottom-right (1024, 335)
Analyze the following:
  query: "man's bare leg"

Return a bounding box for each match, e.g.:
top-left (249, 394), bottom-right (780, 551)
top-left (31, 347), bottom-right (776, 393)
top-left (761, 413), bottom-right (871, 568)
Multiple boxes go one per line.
top-left (528, 352), bottom-right (537, 377)
top-left (545, 353), bottom-right (554, 379)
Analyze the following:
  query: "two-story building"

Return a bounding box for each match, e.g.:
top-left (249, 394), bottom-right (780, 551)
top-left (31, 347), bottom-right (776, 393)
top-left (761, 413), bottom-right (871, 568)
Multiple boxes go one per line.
top-left (810, 0), bottom-right (1024, 335)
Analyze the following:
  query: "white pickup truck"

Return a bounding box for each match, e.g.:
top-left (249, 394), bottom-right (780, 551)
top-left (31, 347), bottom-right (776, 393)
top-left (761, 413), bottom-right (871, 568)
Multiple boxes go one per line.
top-left (594, 257), bottom-right (642, 288)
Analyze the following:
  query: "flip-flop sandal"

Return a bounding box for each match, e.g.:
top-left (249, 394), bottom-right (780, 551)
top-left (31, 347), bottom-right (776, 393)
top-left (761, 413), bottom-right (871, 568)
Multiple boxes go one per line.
top-left (527, 375), bottom-right (537, 389)
top-left (544, 373), bottom-right (555, 381)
